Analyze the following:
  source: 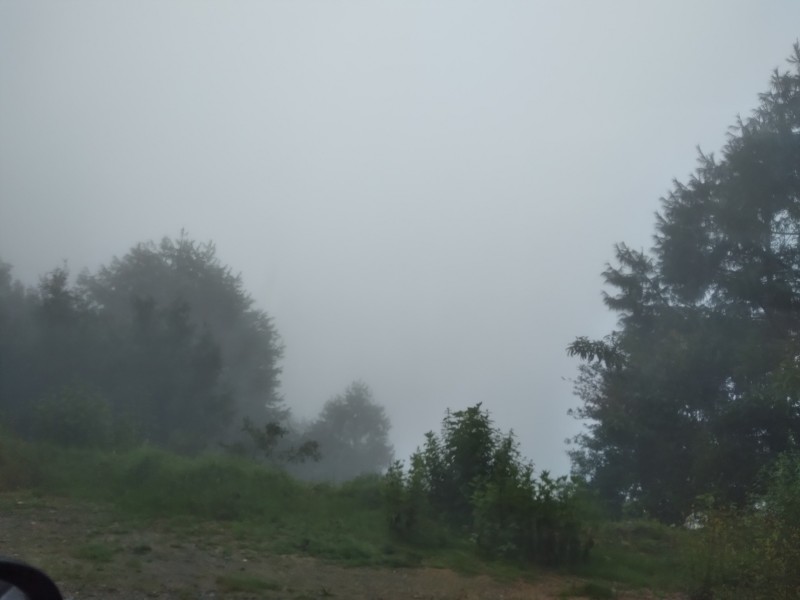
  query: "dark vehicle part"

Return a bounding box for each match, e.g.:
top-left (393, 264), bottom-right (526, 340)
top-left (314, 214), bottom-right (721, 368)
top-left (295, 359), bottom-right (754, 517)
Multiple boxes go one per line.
top-left (0, 558), bottom-right (63, 600)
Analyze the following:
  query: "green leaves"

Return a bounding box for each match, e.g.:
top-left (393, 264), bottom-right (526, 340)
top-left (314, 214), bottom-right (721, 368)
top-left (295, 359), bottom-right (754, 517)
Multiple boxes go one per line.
top-left (295, 381), bottom-right (394, 482)
top-left (385, 404), bottom-right (589, 565)
top-left (567, 336), bottom-right (625, 369)
top-left (0, 233), bottom-right (284, 456)
top-left (570, 44), bottom-right (800, 521)
top-left (31, 385), bottom-right (113, 448)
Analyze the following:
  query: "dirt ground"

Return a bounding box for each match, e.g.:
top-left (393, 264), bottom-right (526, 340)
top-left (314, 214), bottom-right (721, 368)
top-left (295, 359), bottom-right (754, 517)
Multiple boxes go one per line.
top-left (0, 494), bottom-right (681, 600)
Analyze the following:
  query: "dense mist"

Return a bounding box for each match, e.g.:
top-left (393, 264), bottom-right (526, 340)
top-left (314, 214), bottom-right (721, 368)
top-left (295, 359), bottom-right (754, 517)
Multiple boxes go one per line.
top-left (2, 2), bottom-right (799, 474)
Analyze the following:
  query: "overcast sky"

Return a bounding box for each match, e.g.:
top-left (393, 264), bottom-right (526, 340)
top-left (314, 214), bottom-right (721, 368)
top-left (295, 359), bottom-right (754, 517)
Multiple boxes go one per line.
top-left (1, 1), bottom-right (798, 474)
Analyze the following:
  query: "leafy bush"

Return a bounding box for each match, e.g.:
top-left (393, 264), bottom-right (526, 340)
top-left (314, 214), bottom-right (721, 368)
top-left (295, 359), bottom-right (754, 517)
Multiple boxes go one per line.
top-left (383, 404), bottom-right (590, 565)
top-left (688, 451), bottom-right (800, 599)
top-left (685, 504), bottom-right (753, 599)
top-left (749, 452), bottom-right (800, 599)
top-left (473, 461), bottom-right (586, 564)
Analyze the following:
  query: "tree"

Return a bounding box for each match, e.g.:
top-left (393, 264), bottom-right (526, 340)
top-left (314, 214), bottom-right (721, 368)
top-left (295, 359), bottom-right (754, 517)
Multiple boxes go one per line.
top-left (30, 385), bottom-right (113, 448)
top-left (0, 260), bottom-right (37, 429)
top-left (0, 264), bottom-right (114, 435)
top-left (569, 44), bottom-right (800, 521)
top-left (297, 381), bottom-right (394, 481)
top-left (110, 297), bottom-right (234, 452)
top-left (79, 232), bottom-right (286, 428)
top-left (385, 404), bottom-right (588, 565)
top-left (0, 234), bottom-right (284, 454)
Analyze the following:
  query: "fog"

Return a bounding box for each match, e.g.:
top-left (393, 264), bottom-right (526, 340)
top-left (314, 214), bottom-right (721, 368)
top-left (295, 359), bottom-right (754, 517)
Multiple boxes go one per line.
top-left (1, 1), bottom-right (798, 474)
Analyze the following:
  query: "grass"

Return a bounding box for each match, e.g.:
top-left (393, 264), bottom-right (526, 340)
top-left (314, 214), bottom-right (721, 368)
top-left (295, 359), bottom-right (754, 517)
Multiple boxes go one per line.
top-left (123, 557), bottom-right (143, 573)
top-left (73, 541), bottom-right (117, 564)
top-left (0, 435), bottom-right (399, 567)
top-left (568, 519), bottom-right (694, 591)
top-left (0, 433), bottom-right (696, 594)
top-left (560, 581), bottom-right (617, 598)
top-left (5, 433), bottom-right (798, 598)
top-left (215, 574), bottom-right (281, 593)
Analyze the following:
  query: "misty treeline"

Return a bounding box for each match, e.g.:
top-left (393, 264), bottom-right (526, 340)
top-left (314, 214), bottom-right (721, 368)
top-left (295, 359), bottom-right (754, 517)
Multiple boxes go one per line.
top-left (0, 234), bottom-right (393, 481)
top-left (0, 235), bottom-right (589, 568)
top-left (568, 39), bottom-right (800, 532)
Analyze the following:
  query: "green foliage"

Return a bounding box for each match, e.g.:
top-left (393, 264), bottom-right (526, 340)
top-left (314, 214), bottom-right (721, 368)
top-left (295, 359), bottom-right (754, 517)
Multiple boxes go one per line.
top-left (106, 447), bottom-right (307, 520)
top-left (73, 542), bottom-right (118, 564)
top-left (215, 574), bottom-right (280, 593)
top-left (338, 473), bottom-right (384, 508)
top-left (0, 433), bottom-right (44, 489)
top-left (572, 519), bottom-right (691, 592)
top-left (472, 465), bottom-right (589, 565)
top-left (0, 432), bottom-right (392, 566)
top-left (569, 44), bottom-right (800, 521)
top-left (684, 505), bottom-right (752, 599)
top-left (751, 452), bottom-right (800, 599)
top-left (683, 451), bottom-right (800, 599)
top-left (0, 261), bottom-right (35, 427)
top-left (0, 431), bottom-right (698, 590)
top-left (384, 404), bottom-right (589, 566)
top-left (560, 582), bottom-right (616, 599)
top-left (294, 381), bottom-right (394, 482)
top-left (0, 233), bottom-right (285, 456)
top-left (31, 385), bottom-right (113, 448)
top-left (81, 232), bottom-right (285, 426)
top-left (567, 336), bottom-right (626, 370)
top-left (226, 417), bottom-right (321, 465)
top-left (383, 457), bottom-right (444, 547)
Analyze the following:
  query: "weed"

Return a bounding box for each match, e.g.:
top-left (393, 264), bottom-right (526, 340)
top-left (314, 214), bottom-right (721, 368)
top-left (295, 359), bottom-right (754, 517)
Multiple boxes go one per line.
top-left (560, 581), bottom-right (616, 598)
top-left (0, 433), bottom-right (693, 595)
top-left (124, 557), bottom-right (143, 573)
top-left (569, 520), bottom-right (690, 591)
top-left (73, 542), bottom-right (117, 564)
top-left (215, 574), bottom-right (281, 593)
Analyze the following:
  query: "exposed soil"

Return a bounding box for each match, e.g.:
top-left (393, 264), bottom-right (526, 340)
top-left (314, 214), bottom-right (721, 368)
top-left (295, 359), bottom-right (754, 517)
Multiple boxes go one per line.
top-left (0, 494), bottom-right (681, 600)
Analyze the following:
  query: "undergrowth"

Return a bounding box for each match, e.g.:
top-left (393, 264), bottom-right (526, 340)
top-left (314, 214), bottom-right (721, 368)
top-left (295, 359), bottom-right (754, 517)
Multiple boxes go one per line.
top-left (0, 435), bottom-right (453, 571)
top-left (569, 519), bottom-right (692, 591)
top-left (0, 433), bottom-right (693, 592)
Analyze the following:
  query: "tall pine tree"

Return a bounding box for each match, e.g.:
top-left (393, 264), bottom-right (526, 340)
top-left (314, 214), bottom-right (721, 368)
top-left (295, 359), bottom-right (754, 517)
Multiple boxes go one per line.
top-left (569, 44), bottom-right (800, 521)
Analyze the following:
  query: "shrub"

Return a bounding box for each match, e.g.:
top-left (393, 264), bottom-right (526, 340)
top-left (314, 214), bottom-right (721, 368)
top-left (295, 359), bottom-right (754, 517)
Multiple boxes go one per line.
top-left (688, 452), bottom-right (800, 599)
top-left (750, 451), bottom-right (800, 599)
top-left (383, 404), bottom-right (590, 565)
top-left (383, 456), bottom-right (445, 547)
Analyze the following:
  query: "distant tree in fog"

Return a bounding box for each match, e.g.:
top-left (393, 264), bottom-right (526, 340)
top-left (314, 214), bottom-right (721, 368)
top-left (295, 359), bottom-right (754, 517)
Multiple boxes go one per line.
top-left (297, 381), bottom-right (394, 482)
top-left (79, 232), bottom-right (286, 427)
top-left (0, 233), bottom-right (285, 453)
top-left (0, 259), bottom-right (38, 430)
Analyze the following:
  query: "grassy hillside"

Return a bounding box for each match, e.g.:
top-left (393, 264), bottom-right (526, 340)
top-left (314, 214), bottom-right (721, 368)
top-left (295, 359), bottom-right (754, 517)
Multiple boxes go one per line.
top-left (0, 433), bottom-right (699, 597)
